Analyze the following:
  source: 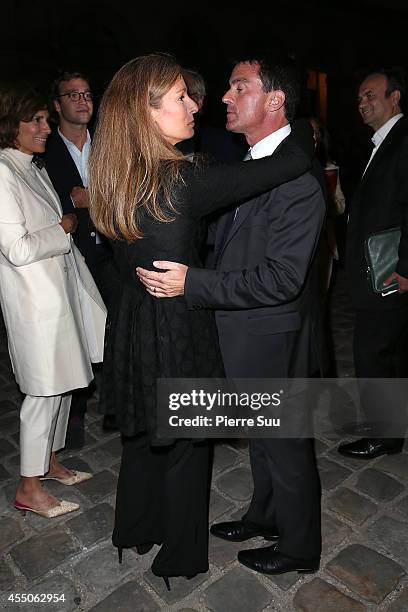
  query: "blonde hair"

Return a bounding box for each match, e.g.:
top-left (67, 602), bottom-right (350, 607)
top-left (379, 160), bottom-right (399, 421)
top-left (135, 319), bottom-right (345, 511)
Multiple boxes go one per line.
top-left (89, 53), bottom-right (185, 241)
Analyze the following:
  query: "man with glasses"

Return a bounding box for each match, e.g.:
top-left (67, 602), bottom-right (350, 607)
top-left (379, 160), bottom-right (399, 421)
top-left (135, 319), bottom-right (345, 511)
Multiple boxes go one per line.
top-left (44, 71), bottom-right (118, 447)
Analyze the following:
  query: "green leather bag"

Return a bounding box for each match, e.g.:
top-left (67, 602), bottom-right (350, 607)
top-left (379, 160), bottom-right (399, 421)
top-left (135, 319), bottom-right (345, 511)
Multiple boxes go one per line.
top-left (364, 227), bottom-right (401, 294)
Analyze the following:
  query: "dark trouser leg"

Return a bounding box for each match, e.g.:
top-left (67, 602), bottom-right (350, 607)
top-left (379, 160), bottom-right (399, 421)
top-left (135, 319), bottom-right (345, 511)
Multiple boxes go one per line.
top-left (152, 440), bottom-right (210, 576)
top-left (245, 438), bottom-right (321, 560)
top-left (244, 438), bottom-right (276, 530)
top-left (113, 434), bottom-right (163, 548)
top-left (88, 255), bottom-right (120, 424)
top-left (65, 386), bottom-right (92, 449)
top-left (354, 308), bottom-right (408, 438)
top-left (69, 387), bottom-right (90, 418)
top-left (113, 435), bottom-right (210, 576)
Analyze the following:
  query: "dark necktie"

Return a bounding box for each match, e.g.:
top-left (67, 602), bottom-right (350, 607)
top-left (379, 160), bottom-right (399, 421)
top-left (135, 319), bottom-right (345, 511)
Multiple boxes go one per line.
top-left (219, 150), bottom-right (252, 251)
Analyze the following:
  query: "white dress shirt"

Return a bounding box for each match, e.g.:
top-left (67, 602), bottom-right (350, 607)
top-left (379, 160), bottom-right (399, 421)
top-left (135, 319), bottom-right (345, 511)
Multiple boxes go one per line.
top-left (233, 124), bottom-right (292, 221)
top-left (58, 128), bottom-right (91, 187)
top-left (58, 128), bottom-right (101, 243)
top-left (363, 113), bottom-right (403, 175)
top-left (250, 124), bottom-right (292, 159)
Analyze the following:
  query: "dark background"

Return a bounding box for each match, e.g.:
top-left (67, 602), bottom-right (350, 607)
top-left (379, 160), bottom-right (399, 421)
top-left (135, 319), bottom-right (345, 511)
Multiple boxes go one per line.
top-left (2, 0), bottom-right (408, 181)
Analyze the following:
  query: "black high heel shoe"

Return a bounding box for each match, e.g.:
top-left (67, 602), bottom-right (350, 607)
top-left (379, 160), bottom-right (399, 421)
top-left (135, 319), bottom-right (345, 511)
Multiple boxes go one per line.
top-left (162, 577), bottom-right (171, 591)
top-left (117, 542), bottom-right (154, 564)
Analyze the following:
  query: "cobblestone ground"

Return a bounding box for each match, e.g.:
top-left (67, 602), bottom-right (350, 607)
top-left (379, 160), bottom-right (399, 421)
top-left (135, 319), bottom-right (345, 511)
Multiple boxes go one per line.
top-left (0, 269), bottom-right (407, 611)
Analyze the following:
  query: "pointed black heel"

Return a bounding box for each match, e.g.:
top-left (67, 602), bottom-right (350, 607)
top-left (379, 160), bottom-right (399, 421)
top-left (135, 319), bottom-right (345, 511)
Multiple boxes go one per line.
top-left (118, 547), bottom-right (123, 564)
top-left (162, 576), bottom-right (171, 591)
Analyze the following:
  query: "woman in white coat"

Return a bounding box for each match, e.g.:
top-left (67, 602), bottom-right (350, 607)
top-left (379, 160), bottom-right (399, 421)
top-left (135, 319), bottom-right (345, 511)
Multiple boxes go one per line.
top-left (0, 86), bottom-right (106, 518)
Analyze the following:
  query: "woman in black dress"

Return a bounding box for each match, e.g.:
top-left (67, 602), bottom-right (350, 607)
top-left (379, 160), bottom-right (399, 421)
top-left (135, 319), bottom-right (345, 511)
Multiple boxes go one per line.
top-left (89, 53), bottom-right (312, 588)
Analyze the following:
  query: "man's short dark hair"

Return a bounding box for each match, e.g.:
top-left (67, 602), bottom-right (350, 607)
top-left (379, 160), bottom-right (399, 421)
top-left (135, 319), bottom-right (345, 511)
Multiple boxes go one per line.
top-left (51, 70), bottom-right (91, 99)
top-left (0, 85), bottom-right (48, 149)
top-left (234, 52), bottom-right (300, 122)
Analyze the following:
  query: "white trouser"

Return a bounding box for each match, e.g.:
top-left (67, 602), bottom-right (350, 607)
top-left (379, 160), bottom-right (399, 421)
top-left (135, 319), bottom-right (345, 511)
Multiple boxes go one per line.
top-left (19, 394), bottom-right (72, 477)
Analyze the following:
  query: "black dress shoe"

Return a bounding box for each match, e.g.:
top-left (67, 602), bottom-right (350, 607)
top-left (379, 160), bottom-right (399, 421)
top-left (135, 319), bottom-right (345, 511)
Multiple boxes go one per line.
top-left (238, 545), bottom-right (319, 575)
top-left (210, 520), bottom-right (279, 542)
top-left (102, 414), bottom-right (118, 432)
top-left (338, 438), bottom-right (403, 459)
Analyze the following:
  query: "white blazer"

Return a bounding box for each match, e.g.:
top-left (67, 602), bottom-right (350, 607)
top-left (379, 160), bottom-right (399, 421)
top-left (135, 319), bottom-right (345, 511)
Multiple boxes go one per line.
top-left (0, 148), bottom-right (107, 396)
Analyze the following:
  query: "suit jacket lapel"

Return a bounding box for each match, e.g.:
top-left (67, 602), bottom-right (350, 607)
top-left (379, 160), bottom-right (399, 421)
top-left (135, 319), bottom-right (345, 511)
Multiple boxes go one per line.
top-left (216, 149), bottom-right (253, 259)
top-left (360, 117), bottom-right (404, 186)
top-left (214, 211), bottom-right (229, 255)
top-left (55, 132), bottom-right (84, 187)
top-left (218, 202), bottom-right (252, 258)
top-left (216, 136), bottom-right (288, 261)
top-left (360, 141), bottom-right (387, 185)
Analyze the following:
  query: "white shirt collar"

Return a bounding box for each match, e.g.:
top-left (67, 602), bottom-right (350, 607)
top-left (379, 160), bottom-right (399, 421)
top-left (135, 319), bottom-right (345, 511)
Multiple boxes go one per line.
top-left (249, 124), bottom-right (292, 159)
top-left (372, 113), bottom-right (403, 148)
top-left (58, 127), bottom-right (91, 152)
top-left (57, 128), bottom-right (91, 186)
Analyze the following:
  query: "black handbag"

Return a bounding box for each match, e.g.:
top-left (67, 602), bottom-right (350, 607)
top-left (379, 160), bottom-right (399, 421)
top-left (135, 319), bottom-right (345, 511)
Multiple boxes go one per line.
top-left (364, 227), bottom-right (401, 294)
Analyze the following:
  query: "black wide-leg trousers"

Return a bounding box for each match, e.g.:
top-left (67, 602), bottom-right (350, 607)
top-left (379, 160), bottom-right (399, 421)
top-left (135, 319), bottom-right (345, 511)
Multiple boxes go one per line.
top-left (113, 434), bottom-right (210, 577)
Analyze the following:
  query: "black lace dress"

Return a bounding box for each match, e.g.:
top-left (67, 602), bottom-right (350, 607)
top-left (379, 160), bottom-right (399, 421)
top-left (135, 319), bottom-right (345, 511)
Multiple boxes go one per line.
top-left (99, 140), bottom-right (310, 577)
top-left (101, 211), bottom-right (223, 444)
top-left (100, 142), bottom-right (310, 439)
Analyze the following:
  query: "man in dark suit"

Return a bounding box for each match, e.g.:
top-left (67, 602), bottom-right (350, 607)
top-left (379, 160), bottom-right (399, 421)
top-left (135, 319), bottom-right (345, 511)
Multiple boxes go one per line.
top-left (338, 69), bottom-right (408, 459)
top-left (44, 70), bottom-right (118, 445)
top-left (137, 54), bottom-right (325, 574)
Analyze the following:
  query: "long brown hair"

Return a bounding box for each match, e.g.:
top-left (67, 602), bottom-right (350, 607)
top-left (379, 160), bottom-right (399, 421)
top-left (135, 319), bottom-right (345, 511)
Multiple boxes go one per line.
top-left (89, 53), bottom-right (185, 241)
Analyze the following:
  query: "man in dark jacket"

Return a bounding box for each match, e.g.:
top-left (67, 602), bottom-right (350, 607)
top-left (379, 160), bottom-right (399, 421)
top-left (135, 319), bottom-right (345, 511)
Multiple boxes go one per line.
top-left (137, 54), bottom-right (325, 575)
top-left (339, 69), bottom-right (408, 459)
top-left (44, 70), bottom-right (118, 445)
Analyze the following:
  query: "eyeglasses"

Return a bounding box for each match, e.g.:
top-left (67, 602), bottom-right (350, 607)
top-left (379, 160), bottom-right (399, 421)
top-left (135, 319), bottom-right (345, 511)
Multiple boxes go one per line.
top-left (57, 91), bottom-right (93, 102)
